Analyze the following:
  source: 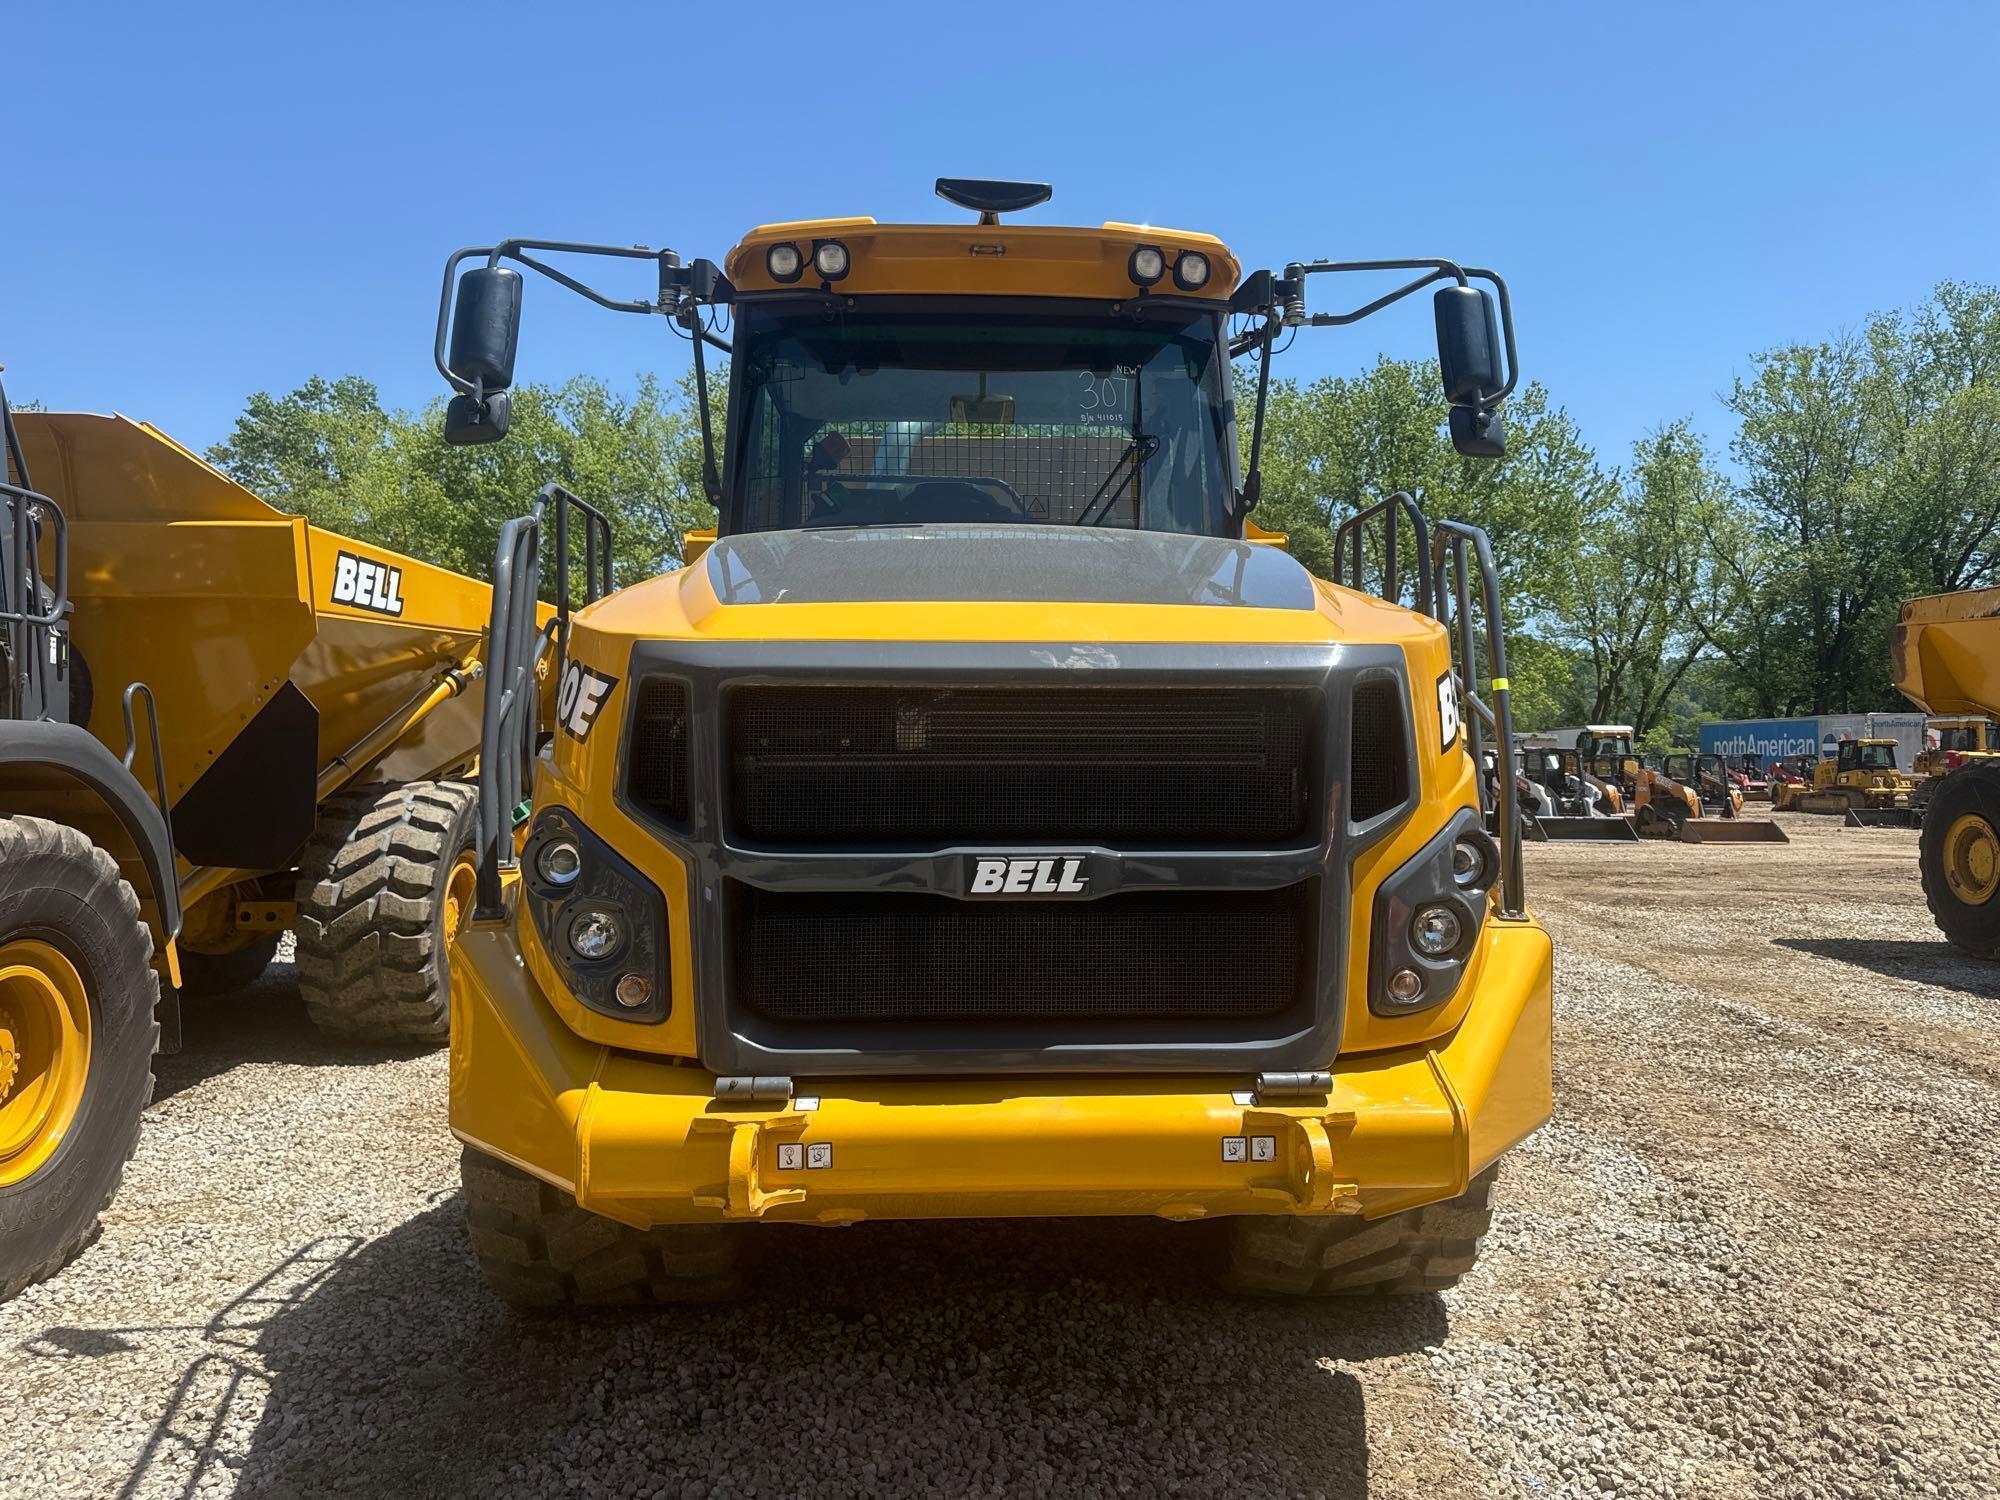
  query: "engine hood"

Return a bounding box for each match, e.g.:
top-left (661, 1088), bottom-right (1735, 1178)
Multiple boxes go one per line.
top-left (577, 524), bottom-right (1442, 647)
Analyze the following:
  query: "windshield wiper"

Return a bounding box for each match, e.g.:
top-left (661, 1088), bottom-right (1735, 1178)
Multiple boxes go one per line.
top-left (1075, 433), bottom-right (1159, 527)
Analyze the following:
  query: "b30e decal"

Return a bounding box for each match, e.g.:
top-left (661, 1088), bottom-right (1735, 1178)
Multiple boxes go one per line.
top-left (967, 855), bottom-right (1091, 896)
top-left (1437, 671), bottom-right (1460, 753)
top-left (331, 550), bottom-right (405, 617)
top-left (558, 662), bottom-right (618, 741)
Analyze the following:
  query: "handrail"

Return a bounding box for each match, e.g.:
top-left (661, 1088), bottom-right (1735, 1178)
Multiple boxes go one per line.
top-left (1431, 520), bottom-right (1525, 919)
top-left (473, 512), bottom-right (544, 918)
top-left (1330, 491), bottom-right (1433, 615)
top-left (119, 681), bottom-right (175, 853)
top-left (471, 485), bottom-right (619, 921)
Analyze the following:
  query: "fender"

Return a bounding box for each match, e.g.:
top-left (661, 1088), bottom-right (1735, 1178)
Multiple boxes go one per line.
top-left (0, 719), bottom-right (184, 940)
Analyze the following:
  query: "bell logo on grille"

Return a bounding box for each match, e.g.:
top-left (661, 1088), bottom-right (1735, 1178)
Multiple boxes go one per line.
top-left (968, 856), bottom-right (1091, 896)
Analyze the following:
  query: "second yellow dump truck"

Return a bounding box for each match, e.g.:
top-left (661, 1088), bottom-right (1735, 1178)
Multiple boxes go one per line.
top-left (435, 179), bottom-right (1554, 1304)
top-left (1895, 587), bottom-right (2000, 957)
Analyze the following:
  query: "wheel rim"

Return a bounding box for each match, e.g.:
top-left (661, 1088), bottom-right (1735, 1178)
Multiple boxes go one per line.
top-left (1942, 813), bottom-right (2000, 906)
top-left (0, 939), bottom-right (93, 1187)
top-left (443, 854), bottom-right (479, 945)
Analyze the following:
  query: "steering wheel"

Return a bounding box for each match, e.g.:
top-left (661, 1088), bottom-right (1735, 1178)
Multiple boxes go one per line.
top-left (899, 478), bottom-right (1033, 523)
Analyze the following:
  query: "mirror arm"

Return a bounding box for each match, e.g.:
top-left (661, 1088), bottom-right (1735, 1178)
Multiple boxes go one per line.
top-left (1234, 309), bottom-right (1280, 518)
top-left (1270, 257), bottom-right (1519, 410)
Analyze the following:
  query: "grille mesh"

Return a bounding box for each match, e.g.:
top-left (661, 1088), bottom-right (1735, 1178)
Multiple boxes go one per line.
top-left (1349, 678), bottom-right (1409, 822)
top-left (727, 685), bottom-right (1315, 846)
top-left (733, 883), bottom-right (1313, 1024)
top-left (628, 677), bottom-right (690, 821)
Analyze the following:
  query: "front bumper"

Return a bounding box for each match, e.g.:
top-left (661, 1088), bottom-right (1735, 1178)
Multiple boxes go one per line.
top-left (447, 893), bottom-right (1553, 1228)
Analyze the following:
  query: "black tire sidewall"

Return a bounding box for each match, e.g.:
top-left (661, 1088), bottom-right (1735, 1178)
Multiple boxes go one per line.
top-left (0, 830), bottom-right (155, 1283)
top-left (1920, 766), bottom-right (2000, 953)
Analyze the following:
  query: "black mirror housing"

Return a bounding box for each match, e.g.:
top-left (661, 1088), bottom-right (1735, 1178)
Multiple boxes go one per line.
top-left (445, 390), bottom-right (511, 446)
top-left (1449, 403), bottom-right (1506, 459)
top-left (448, 267), bottom-right (524, 391)
top-left (1434, 284), bottom-right (1502, 407)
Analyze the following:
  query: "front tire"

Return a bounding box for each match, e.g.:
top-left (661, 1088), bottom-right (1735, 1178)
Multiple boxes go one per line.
top-left (0, 817), bottom-right (158, 1303)
top-left (1919, 764), bottom-right (2000, 959)
top-left (460, 1148), bottom-right (744, 1308)
top-left (1221, 1168), bottom-right (1497, 1296)
top-left (294, 780), bottom-right (478, 1043)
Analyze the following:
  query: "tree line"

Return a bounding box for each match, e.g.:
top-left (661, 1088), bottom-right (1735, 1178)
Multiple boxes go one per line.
top-left (205, 281), bottom-right (1999, 744)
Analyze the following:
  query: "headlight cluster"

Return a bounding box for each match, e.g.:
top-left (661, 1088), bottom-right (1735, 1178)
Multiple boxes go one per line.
top-left (520, 809), bottom-right (670, 1023)
top-left (764, 239), bottom-right (850, 284)
top-left (1127, 245), bottom-right (1211, 291)
top-left (1369, 811), bottom-right (1500, 1017)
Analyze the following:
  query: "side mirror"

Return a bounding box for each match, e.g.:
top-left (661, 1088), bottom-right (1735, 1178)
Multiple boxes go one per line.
top-left (448, 267), bottom-right (524, 392)
top-left (1449, 403), bottom-right (1507, 459)
top-left (1434, 284), bottom-right (1502, 407)
top-left (445, 390), bottom-right (511, 447)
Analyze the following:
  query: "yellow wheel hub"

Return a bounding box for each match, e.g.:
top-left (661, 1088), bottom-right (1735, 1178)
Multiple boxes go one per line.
top-left (0, 939), bottom-right (92, 1188)
top-left (1942, 813), bottom-right (2000, 906)
top-left (443, 855), bottom-right (479, 946)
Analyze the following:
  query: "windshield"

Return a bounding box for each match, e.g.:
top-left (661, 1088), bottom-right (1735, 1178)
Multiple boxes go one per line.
top-left (729, 304), bottom-right (1235, 536)
top-left (1856, 742), bottom-right (1897, 770)
top-left (1937, 726), bottom-right (1981, 752)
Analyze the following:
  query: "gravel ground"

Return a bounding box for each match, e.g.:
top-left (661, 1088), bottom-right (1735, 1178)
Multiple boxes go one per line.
top-left (5, 811), bottom-right (1998, 1498)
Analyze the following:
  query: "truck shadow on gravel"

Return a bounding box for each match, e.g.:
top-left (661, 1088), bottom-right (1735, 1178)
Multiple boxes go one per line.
top-left (99, 1201), bottom-right (1450, 1498)
top-left (152, 962), bottom-right (437, 1105)
top-left (1772, 937), bottom-right (2000, 998)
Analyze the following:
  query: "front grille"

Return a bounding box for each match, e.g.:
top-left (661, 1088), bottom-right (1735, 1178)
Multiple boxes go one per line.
top-left (628, 677), bottom-right (690, 821)
top-left (726, 685), bottom-right (1316, 847)
top-left (1349, 678), bottom-right (1409, 821)
top-left (732, 883), bottom-right (1314, 1024)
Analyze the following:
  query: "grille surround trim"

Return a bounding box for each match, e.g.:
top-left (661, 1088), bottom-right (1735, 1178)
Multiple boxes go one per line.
top-left (609, 636), bottom-right (1418, 1075)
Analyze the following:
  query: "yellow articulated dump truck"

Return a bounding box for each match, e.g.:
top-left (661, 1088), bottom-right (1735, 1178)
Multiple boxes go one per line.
top-left (2, 381), bottom-right (513, 1301)
top-left (1894, 586), bottom-right (2000, 957)
top-left (433, 178), bottom-right (1554, 1306)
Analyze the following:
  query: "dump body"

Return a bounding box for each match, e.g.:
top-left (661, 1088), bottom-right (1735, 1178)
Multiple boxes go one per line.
top-left (1892, 589), bottom-right (2000, 956)
top-left (12, 412), bottom-right (508, 933)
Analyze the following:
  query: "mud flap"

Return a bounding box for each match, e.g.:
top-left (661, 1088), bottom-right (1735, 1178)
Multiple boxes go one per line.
top-left (1678, 818), bottom-right (1790, 843)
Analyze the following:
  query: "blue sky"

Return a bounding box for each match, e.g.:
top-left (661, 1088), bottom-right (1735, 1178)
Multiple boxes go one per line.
top-left (8, 3), bottom-right (1995, 472)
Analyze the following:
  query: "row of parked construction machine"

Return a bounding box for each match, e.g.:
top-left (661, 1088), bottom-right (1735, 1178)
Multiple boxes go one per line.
top-left (1, 384), bottom-right (530, 1300)
top-left (1500, 725), bottom-right (1786, 843)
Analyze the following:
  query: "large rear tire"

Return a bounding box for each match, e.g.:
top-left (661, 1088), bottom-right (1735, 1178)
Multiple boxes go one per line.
top-left (1919, 764), bottom-right (2000, 959)
top-left (294, 780), bottom-right (478, 1043)
top-left (460, 1148), bottom-right (745, 1308)
top-left (0, 817), bottom-right (158, 1303)
top-left (1221, 1168), bottom-right (1497, 1296)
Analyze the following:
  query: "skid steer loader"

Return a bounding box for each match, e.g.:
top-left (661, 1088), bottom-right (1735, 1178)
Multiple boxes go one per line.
top-left (1515, 743), bottom-right (1638, 841)
top-left (2, 375), bottom-right (524, 1302)
top-left (431, 179), bottom-right (1554, 1307)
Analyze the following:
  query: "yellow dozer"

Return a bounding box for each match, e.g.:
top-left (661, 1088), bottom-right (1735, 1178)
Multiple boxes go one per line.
top-left (433, 179), bottom-right (1553, 1307)
top-left (3, 390), bottom-right (516, 1301)
top-left (1769, 738), bottom-right (1917, 827)
top-left (1893, 586), bottom-right (2000, 957)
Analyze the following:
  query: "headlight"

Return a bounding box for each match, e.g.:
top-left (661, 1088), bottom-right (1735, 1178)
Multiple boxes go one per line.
top-left (1128, 245), bottom-right (1165, 286)
top-left (536, 838), bottom-right (582, 887)
top-left (1172, 251), bottom-right (1211, 290)
top-left (1411, 904), bottom-right (1464, 958)
top-left (566, 906), bottom-right (626, 962)
top-left (521, 810), bottom-right (669, 1023)
top-left (812, 240), bottom-right (850, 280)
top-left (766, 242), bottom-right (803, 282)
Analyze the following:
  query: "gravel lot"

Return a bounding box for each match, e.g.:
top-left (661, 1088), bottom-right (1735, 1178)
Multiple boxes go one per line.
top-left (5, 810), bottom-right (1997, 1499)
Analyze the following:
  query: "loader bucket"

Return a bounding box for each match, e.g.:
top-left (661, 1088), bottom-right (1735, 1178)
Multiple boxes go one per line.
top-left (1678, 818), bottom-right (1790, 844)
top-left (1535, 816), bottom-right (1642, 842)
top-left (1844, 807), bottom-right (1921, 829)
